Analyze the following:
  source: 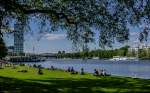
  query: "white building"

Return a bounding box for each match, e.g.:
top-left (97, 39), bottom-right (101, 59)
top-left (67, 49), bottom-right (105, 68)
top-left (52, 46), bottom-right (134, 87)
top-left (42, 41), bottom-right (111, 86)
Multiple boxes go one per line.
top-left (128, 43), bottom-right (150, 52)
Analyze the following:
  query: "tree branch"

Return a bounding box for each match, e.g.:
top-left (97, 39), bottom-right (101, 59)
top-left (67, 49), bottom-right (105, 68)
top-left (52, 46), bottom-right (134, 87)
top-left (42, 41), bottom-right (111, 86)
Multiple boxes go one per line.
top-left (0, 0), bottom-right (26, 13)
top-left (0, 0), bottom-right (76, 25)
top-left (25, 9), bottom-right (76, 24)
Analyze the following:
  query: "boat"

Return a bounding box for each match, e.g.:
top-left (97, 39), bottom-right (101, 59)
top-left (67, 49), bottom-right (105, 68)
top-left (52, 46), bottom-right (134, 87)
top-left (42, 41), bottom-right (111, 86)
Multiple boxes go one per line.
top-left (109, 56), bottom-right (138, 61)
top-left (92, 57), bottom-right (99, 59)
top-left (109, 56), bottom-right (127, 61)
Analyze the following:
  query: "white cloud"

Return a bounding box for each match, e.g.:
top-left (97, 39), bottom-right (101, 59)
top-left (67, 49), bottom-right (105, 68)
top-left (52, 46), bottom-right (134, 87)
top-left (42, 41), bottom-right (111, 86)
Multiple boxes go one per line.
top-left (45, 33), bottom-right (66, 40)
top-left (129, 32), bottom-right (140, 47)
top-left (130, 31), bottom-right (139, 36)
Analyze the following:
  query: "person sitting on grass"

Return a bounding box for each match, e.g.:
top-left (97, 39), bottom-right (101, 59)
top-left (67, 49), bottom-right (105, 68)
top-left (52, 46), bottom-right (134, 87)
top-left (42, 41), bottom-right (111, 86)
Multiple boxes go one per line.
top-left (67, 67), bottom-right (71, 72)
top-left (99, 69), bottom-right (103, 76)
top-left (71, 67), bottom-right (74, 72)
top-left (81, 68), bottom-right (85, 75)
top-left (93, 69), bottom-right (99, 76)
top-left (38, 68), bottom-right (43, 75)
top-left (37, 65), bottom-right (43, 75)
top-left (70, 67), bottom-right (78, 74)
top-left (102, 69), bottom-right (107, 76)
top-left (50, 66), bottom-right (55, 70)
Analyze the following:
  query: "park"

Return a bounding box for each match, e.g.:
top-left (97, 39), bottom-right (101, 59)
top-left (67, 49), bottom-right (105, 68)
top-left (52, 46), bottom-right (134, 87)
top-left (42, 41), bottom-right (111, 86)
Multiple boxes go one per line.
top-left (1, 0), bottom-right (150, 93)
top-left (0, 63), bottom-right (150, 93)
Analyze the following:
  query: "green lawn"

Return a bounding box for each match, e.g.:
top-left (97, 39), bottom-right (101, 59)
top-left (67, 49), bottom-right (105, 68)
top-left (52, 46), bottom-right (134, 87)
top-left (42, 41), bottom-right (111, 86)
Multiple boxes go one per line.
top-left (0, 65), bottom-right (150, 93)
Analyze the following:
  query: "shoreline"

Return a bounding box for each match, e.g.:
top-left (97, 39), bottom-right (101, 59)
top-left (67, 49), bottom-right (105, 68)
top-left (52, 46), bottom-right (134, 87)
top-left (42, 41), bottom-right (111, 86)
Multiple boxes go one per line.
top-left (2, 59), bottom-right (150, 79)
top-left (0, 65), bottom-right (150, 93)
top-left (11, 59), bottom-right (150, 79)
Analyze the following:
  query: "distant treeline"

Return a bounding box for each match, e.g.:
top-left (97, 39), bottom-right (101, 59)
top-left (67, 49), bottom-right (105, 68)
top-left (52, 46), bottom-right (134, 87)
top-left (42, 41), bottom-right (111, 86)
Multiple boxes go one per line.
top-left (57, 46), bottom-right (150, 59)
top-left (57, 46), bottom-right (129, 59)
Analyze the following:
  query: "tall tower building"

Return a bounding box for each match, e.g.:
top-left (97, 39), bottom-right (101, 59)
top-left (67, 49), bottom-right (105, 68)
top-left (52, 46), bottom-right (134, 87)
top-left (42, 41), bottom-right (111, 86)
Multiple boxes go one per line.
top-left (14, 22), bottom-right (24, 54)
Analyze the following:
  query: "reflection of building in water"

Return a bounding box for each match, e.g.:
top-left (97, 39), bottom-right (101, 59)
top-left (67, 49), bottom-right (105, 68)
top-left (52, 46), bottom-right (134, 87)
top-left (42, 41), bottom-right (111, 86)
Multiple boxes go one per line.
top-left (14, 22), bottom-right (24, 55)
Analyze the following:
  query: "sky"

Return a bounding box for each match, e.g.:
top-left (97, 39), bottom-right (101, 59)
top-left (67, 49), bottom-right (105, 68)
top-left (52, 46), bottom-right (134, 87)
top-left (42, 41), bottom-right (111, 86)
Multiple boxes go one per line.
top-left (4, 30), bottom-right (100, 53)
top-left (3, 20), bottom-right (150, 54)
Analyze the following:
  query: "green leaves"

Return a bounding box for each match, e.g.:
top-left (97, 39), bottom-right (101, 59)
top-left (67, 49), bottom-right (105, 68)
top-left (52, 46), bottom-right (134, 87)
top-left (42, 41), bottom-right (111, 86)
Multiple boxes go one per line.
top-left (1, 0), bottom-right (150, 49)
top-left (139, 27), bottom-right (149, 42)
top-left (0, 38), bottom-right (7, 58)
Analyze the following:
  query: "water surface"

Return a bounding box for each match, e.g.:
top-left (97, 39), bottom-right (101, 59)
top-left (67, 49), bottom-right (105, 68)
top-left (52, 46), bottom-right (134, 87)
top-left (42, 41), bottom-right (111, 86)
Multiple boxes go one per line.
top-left (19, 59), bottom-right (150, 79)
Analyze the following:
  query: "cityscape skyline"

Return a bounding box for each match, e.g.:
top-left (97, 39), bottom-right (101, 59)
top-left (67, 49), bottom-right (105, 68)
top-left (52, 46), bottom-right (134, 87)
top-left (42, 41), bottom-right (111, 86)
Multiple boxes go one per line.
top-left (3, 23), bottom-right (150, 54)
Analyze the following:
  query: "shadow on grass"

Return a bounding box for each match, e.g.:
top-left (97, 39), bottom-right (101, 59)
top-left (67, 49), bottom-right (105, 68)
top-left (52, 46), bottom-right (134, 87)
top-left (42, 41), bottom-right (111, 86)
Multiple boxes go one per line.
top-left (0, 76), bottom-right (150, 93)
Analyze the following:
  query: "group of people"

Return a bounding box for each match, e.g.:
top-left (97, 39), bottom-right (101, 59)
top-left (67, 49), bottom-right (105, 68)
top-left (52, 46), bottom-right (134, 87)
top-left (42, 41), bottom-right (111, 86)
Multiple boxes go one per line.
top-left (93, 69), bottom-right (108, 76)
top-left (67, 67), bottom-right (78, 74)
top-left (27, 64), bottom-right (110, 76)
top-left (50, 66), bottom-right (55, 70)
top-left (56, 66), bottom-right (109, 76)
top-left (66, 67), bottom-right (85, 75)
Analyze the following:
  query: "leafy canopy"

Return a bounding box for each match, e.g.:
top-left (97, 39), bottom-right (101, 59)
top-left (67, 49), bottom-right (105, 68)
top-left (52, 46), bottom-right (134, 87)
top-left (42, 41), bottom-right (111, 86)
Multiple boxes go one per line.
top-left (0, 0), bottom-right (150, 49)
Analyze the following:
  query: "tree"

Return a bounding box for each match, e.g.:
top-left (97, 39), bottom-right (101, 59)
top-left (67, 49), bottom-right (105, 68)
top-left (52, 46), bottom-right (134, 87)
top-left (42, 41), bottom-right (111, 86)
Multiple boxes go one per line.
top-left (57, 51), bottom-right (62, 58)
top-left (138, 49), bottom-right (147, 59)
top-left (0, 0), bottom-right (150, 48)
top-left (0, 38), bottom-right (7, 59)
top-left (119, 45), bottom-right (130, 56)
top-left (62, 51), bottom-right (65, 54)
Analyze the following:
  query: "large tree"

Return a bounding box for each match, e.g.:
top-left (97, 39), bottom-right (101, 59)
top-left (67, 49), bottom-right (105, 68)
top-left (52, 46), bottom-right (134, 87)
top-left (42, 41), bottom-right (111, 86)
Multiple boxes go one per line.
top-left (0, 0), bottom-right (150, 48)
top-left (0, 38), bottom-right (7, 59)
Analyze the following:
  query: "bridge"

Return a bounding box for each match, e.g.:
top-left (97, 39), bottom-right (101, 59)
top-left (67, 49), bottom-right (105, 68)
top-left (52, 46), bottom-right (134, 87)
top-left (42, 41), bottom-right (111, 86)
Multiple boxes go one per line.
top-left (38, 53), bottom-right (58, 58)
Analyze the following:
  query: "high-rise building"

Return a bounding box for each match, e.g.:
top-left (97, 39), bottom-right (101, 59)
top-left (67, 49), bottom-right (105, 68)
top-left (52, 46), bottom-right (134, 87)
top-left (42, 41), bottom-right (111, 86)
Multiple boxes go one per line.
top-left (14, 22), bottom-right (24, 54)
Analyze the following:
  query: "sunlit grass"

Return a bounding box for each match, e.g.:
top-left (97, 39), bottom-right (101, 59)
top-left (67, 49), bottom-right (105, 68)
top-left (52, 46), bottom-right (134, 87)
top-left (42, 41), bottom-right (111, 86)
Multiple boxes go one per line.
top-left (0, 65), bottom-right (150, 93)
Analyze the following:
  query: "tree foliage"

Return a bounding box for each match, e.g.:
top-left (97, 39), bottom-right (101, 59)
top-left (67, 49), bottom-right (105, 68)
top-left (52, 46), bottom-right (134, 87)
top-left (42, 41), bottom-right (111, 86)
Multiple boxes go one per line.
top-left (0, 0), bottom-right (150, 48)
top-left (0, 38), bottom-right (7, 58)
top-left (58, 46), bottom-right (130, 59)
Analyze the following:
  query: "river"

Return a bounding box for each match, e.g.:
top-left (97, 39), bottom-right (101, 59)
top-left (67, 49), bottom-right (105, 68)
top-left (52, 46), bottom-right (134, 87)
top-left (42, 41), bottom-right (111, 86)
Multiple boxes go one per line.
top-left (17, 59), bottom-right (150, 79)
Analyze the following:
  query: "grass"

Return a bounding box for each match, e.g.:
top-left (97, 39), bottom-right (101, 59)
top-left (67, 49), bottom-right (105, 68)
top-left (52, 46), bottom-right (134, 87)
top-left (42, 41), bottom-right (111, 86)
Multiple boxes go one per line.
top-left (0, 65), bottom-right (150, 93)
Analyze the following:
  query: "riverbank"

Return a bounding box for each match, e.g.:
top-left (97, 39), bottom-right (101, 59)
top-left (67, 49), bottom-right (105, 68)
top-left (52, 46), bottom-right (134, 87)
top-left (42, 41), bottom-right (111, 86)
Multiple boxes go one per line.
top-left (0, 65), bottom-right (150, 93)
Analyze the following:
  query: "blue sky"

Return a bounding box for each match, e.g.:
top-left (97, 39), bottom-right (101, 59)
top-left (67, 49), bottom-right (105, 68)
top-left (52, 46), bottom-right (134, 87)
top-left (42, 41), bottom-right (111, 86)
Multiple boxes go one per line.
top-left (3, 21), bottom-right (149, 54)
top-left (4, 30), bottom-right (100, 53)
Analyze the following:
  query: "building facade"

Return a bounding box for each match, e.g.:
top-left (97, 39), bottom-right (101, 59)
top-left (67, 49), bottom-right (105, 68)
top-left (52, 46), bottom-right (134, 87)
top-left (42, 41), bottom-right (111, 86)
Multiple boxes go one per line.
top-left (14, 22), bottom-right (24, 54)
